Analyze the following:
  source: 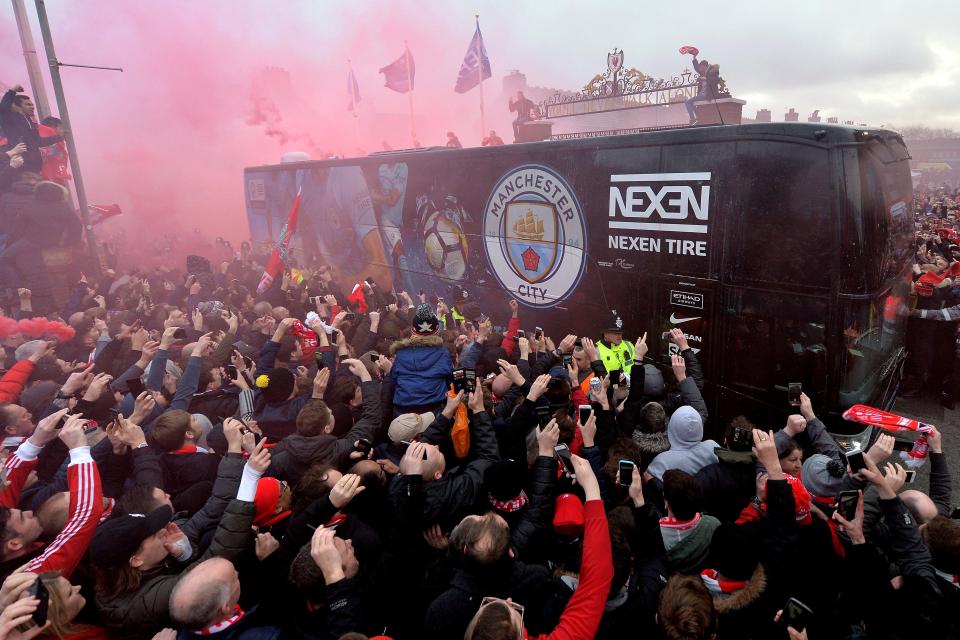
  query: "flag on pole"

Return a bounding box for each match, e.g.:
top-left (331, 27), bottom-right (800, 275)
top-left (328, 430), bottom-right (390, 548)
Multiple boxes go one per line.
top-left (88, 204), bottom-right (122, 225)
top-left (454, 22), bottom-right (491, 93)
top-left (257, 189), bottom-right (302, 294)
top-left (347, 67), bottom-right (361, 111)
top-left (380, 47), bottom-right (415, 93)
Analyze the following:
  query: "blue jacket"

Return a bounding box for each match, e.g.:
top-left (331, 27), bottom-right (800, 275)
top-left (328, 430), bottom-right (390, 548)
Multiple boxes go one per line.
top-left (389, 334), bottom-right (452, 408)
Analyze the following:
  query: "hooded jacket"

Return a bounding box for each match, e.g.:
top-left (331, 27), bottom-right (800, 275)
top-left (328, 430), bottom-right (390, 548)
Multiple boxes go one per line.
top-left (389, 335), bottom-right (452, 408)
top-left (645, 406), bottom-right (719, 480)
top-left (269, 379), bottom-right (381, 483)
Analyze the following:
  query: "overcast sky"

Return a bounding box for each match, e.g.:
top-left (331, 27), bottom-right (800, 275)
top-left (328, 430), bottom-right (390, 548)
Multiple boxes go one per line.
top-left (0, 1), bottom-right (957, 238)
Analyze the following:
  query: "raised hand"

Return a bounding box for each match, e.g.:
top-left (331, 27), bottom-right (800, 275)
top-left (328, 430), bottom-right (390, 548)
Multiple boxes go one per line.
top-left (329, 473), bottom-right (365, 509)
top-left (670, 354), bottom-right (686, 382)
top-left (442, 390), bottom-right (464, 419)
top-left (310, 527), bottom-right (345, 584)
top-left (569, 454), bottom-right (600, 500)
top-left (312, 367), bottom-right (330, 398)
top-left (526, 373), bottom-right (552, 402)
top-left (82, 372), bottom-right (113, 402)
top-left (579, 410), bottom-right (597, 447)
top-left (669, 328), bottom-right (689, 351)
top-left (536, 419), bottom-right (560, 457)
top-left (246, 439), bottom-right (271, 474)
top-left (633, 331), bottom-right (650, 360)
top-left (497, 359), bottom-right (524, 386)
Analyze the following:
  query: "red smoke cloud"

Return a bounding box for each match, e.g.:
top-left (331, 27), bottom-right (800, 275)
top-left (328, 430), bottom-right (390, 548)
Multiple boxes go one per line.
top-left (0, 2), bottom-right (517, 252)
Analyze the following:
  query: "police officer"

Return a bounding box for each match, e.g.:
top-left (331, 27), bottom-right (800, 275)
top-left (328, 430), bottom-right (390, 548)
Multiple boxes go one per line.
top-left (597, 310), bottom-right (636, 375)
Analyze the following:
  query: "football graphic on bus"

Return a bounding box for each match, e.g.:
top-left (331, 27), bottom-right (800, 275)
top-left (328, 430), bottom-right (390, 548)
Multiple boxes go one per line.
top-left (422, 209), bottom-right (468, 280)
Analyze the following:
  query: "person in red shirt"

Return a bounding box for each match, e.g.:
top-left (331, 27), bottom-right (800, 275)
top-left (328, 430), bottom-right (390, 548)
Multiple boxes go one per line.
top-left (0, 410), bottom-right (102, 582)
top-left (463, 453), bottom-right (613, 640)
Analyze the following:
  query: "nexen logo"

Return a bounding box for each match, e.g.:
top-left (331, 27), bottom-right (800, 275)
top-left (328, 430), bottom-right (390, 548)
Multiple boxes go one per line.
top-left (608, 173), bottom-right (711, 234)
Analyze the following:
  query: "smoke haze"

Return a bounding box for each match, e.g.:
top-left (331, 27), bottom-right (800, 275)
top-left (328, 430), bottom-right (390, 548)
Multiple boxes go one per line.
top-left (1, 1), bottom-right (957, 247)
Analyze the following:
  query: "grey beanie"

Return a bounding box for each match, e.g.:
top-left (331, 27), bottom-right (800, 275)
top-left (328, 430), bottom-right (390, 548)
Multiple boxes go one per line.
top-left (642, 364), bottom-right (665, 397)
top-left (144, 359), bottom-right (182, 383)
top-left (14, 339), bottom-right (46, 362)
top-left (801, 453), bottom-right (854, 499)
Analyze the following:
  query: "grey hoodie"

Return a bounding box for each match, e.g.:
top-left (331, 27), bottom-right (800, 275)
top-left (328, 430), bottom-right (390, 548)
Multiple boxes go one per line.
top-left (646, 405), bottom-right (719, 480)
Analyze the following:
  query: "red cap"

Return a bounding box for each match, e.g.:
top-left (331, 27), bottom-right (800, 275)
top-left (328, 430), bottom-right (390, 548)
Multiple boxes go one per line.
top-left (553, 493), bottom-right (585, 537)
top-left (254, 478), bottom-right (286, 527)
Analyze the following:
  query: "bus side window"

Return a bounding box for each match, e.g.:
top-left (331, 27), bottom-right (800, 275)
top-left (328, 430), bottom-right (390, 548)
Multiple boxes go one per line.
top-left (730, 142), bottom-right (833, 290)
top-left (723, 289), bottom-right (828, 398)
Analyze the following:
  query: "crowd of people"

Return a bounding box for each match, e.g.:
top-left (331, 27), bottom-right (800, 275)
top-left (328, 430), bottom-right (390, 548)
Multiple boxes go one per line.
top-left (0, 83), bottom-right (958, 639)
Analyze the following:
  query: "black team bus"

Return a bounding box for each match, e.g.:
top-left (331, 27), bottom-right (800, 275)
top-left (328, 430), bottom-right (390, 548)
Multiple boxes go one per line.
top-left (244, 122), bottom-right (914, 435)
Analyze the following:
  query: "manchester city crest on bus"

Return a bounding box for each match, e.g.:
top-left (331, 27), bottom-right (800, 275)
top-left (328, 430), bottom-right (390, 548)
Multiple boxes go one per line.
top-left (483, 164), bottom-right (586, 308)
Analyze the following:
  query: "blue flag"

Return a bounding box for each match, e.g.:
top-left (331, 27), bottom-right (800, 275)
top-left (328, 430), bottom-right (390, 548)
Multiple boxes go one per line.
top-left (454, 23), bottom-right (491, 94)
top-left (347, 67), bottom-right (361, 111)
top-left (380, 48), bottom-right (415, 93)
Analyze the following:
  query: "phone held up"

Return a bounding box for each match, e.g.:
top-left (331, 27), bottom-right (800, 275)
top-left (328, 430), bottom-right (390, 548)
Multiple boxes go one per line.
top-left (845, 448), bottom-right (867, 474)
top-left (578, 404), bottom-right (591, 425)
top-left (788, 382), bottom-right (802, 407)
top-left (618, 459), bottom-right (635, 486)
top-left (779, 597), bottom-right (813, 632)
top-left (16, 578), bottom-right (49, 633)
top-left (555, 444), bottom-right (576, 478)
top-left (835, 490), bottom-right (859, 521)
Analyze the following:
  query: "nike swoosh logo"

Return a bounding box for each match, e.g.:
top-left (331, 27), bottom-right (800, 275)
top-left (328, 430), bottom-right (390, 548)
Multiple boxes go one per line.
top-left (669, 314), bottom-right (701, 324)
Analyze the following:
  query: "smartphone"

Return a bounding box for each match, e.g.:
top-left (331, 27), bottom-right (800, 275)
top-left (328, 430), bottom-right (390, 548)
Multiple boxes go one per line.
top-left (517, 329), bottom-right (525, 339)
top-left (338, 354), bottom-right (350, 363)
top-left (308, 295), bottom-right (321, 304)
top-left (452, 368), bottom-right (466, 393)
top-left (836, 490), bottom-right (859, 521)
top-left (562, 353), bottom-right (572, 367)
top-left (364, 277), bottom-right (376, 287)
top-left (224, 365), bottom-right (238, 381)
top-left (536, 405), bottom-right (552, 429)
top-left (555, 444), bottom-right (576, 478)
top-left (619, 459), bottom-right (635, 486)
top-left (313, 350), bottom-right (326, 370)
top-left (172, 328), bottom-right (187, 340)
top-left (15, 578), bottom-right (49, 633)
top-left (610, 369), bottom-right (622, 386)
top-left (354, 438), bottom-right (372, 456)
top-left (464, 368), bottom-right (477, 393)
top-left (845, 448), bottom-right (867, 474)
top-left (534, 327), bottom-right (543, 340)
top-left (904, 469), bottom-right (917, 484)
top-left (399, 440), bottom-right (428, 460)
top-left (329, 329), bottom-right (340, 344)
top-left (951, 507), bottom-right (960, 520)
top-left (126, 377), bottom-right (145, 397)
top-left (578, 404), bottom-right (591, 425)
top-left (343, 313), bottom-right (357, 323)
top-left (788, 382), bottom-right (802, 407)
top-left (779, 597), bottom-right (813, 632)
top-left (369, 352), bottom-right (379, 363)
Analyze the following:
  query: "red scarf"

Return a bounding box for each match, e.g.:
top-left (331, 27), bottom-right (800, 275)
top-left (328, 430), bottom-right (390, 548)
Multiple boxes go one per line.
top-left (170, 444), bottom-right (199, 455)
top-left (488, 490), bottom-right (528, 513)
top-left (700, 569), bottom-right (747, 594)
top-left (192, 605), bottom-right (245, 635)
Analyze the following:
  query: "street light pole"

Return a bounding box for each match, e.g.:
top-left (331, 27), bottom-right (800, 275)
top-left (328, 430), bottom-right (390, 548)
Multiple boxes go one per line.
top-left (33, 0), bottom-right (100, 270)
top-left (10, 0), bottom-right (51, 119)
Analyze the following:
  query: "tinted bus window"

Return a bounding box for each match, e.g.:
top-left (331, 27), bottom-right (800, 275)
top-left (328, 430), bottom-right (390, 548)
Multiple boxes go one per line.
top-left (729, 142), bottom-right (833, 289)
top-left (723, 288), bottom-right (828, 397)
